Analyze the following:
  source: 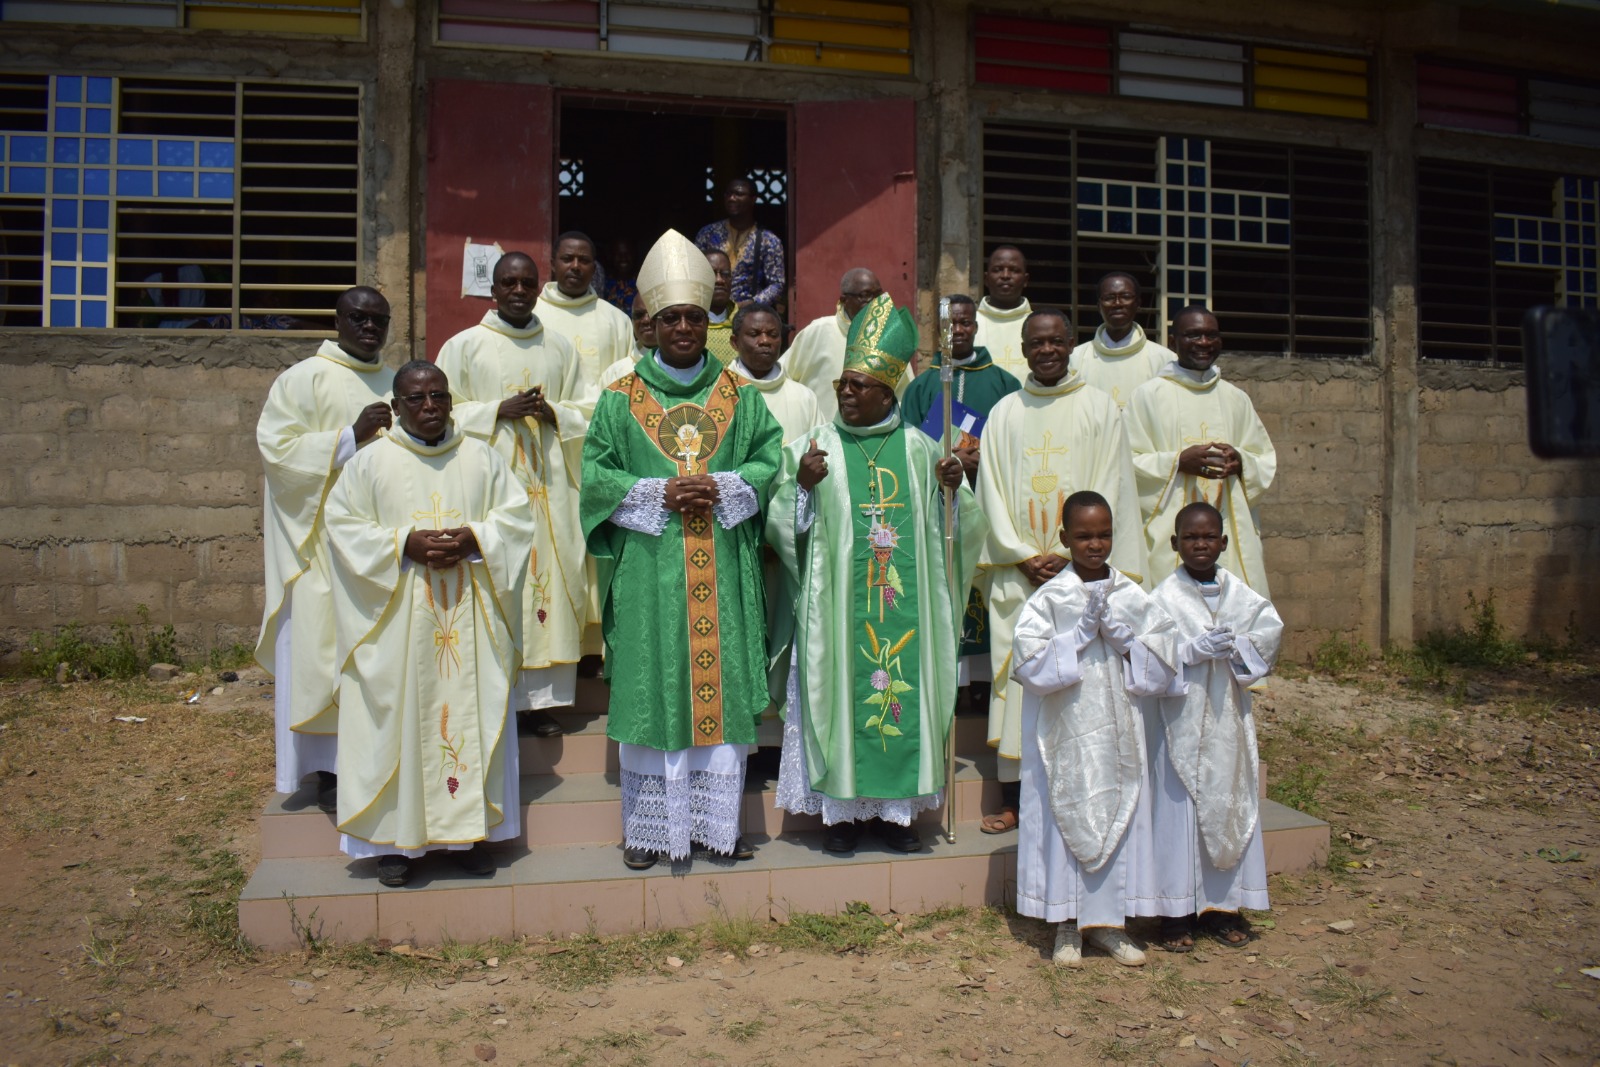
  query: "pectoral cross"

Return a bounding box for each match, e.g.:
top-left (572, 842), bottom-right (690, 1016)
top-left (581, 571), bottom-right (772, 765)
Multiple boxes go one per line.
top-left (413, 492), bottom-right (461, 528)
top-left (1182, 422), bottom-right (1217, 447)
top-left (1025, 431), bottom-right (1068, 469)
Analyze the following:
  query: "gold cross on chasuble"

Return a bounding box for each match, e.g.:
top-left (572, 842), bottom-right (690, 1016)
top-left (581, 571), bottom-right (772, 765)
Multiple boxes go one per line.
top-left (608, 368), bottom-right (744, 745)
top-left (413, 492), bottom-right (462, 527)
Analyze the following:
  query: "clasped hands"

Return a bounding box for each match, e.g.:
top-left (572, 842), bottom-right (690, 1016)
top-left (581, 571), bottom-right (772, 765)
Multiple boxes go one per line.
top-left (1073, 585), bottom-right (1134, 652)
top-left (664, 474), bottom-right (720, 517)
top-left (1178, 441), bottom-right (1242, 480)
top-left (404, 527), bottom-right (479, 569)
top-left (1184, 624), bottom-right (1237, 665)
top-left (498, 386), bottom-right (556, 425)
top-left (1017, 554), bottom-right (1067, 587)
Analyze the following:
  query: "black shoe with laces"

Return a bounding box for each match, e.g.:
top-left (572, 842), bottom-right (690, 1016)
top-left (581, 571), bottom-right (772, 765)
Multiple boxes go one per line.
top-left (871, 818), bottom-right (923, 853)
top-left (623, 846), bottom-right (659, 870)
top-left (822, 821), bottom-right (861, 854)
top-left (376, 854), bottom-right (412, 887)
top-left (316, 771), bottom-right (337, 815)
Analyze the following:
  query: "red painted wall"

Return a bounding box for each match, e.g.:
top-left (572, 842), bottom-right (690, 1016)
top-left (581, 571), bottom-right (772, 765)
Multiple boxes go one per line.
top-left (792, 98), bottom-right (918, 325)
top-left (424, 80), bottom-right (555, 358)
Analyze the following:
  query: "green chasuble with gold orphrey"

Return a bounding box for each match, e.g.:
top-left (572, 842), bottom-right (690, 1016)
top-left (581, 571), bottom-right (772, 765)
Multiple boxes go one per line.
top-left (580, 355), bottom-right (784, 751)
top-left (768, 415), bottom-right (988, 800)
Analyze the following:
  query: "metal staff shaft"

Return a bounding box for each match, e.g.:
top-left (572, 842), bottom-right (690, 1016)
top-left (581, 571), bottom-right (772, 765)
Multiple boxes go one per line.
top-left (938, 299), bottom-right (957, 845)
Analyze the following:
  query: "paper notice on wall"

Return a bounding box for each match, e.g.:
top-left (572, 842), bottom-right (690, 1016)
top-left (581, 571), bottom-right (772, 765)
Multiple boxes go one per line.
top-left (461, 240), bottom-right (503, 298)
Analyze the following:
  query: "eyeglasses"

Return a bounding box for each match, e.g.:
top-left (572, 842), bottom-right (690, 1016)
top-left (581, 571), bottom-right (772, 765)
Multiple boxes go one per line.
top-left (1179, 331), bottom-right (1221, 343)
top-left (656, 309), bottom-right (709, 327)
top-left (832, 377), bottom-right (889, 395)
top-left (396, 391), bottom-right (450, 406)
top-left (344, 311), bottom-right (391, 327)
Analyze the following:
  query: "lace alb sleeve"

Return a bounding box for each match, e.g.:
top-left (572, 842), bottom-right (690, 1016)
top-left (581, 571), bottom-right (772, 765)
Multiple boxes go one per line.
top-left (795, 486), bottom-right (817, 534)
top-left (610, 477), bottom-right (670, 536)
top-left (711, 471), bottom-right (759, 530)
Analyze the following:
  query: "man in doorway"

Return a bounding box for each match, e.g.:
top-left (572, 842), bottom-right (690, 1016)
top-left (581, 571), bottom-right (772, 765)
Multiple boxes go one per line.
top-left (786, 267), bottom-right (884, 422)
top-left (581, 229), bottom-right (784, 870)
top-left (976, 307), bottom-right (1145, 835)
top-left (1072, 272), bottom-right (1172, 409)
top-left (537, 230), bottom-right (635, 388)
top-left (704, 250), bottom-right (738, 366)
top-left (769, 294), bottom-right (986, 855)
top-left (256, 285), bottom-right (394, 815)
top-left (1126, 306), bottom-right (1276, 592)
top-left (974, 246), bottom-right (1033, 381)
top-left (325, 361), bottom-right (535, 887)
top-left (600, 237), bottom-right (639, 313)
top-left (435, 251), bottom-right (591, 740)
top-left (695, 176), bottom-right (786, 310)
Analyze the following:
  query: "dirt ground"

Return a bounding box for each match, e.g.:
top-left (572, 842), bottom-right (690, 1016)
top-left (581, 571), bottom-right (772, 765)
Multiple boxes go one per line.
top-left (2, 651), bottom-right (1599, 1067)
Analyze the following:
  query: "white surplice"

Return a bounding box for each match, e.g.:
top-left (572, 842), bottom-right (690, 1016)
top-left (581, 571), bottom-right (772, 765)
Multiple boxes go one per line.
top-left (783, 306), bottom-right (851, 422)
top-left (1070, 324), bottom-right (1172, 410)
top-left (973, 297), bottom-right (1033, 382)
top-left (535, 282), bottom-right (635, 388)
top-left (1012, 568), bottom-right (1177, 926)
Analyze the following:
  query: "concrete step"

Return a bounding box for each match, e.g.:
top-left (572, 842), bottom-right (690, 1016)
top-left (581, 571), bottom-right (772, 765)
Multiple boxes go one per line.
top-left (238, 800), bottom-right (1327, 952)
top-left (259, 753), bottom-right (1005, 860)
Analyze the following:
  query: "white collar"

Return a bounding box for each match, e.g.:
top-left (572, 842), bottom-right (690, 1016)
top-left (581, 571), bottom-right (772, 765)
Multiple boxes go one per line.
top-left (655, 352), bottom-right (706, 384)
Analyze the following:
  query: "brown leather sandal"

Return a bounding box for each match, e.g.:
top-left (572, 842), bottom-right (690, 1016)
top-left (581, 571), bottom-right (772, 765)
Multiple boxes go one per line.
top-left (980, 806), bottom-right (1019, 834)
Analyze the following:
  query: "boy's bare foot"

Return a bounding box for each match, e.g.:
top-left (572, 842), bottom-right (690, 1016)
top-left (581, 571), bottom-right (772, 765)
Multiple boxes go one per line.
top-left (1159, 914), bottom-right (1196, 953)
top-left (1200, 911), bottom-right (1252, 948)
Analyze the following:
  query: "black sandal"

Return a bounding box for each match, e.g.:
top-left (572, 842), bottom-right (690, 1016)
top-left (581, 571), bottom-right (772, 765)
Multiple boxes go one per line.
top-left (1199, 911), bottom-right (1252, 948)
top-left (1159, 914), bottom-right (1196, 953)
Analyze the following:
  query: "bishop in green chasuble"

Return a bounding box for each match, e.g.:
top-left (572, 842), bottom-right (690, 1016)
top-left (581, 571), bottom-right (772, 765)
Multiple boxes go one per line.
top-left (579, 229), bottom-right (783, 867)
top-left (325, 363), bottom-right (534, 880)
top-left (770, 295), bottom-right (987, 853)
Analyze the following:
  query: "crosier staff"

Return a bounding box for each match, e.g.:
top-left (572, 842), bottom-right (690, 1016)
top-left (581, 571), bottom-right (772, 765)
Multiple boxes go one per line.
top-left (939, 297), bottom-right (958, 846)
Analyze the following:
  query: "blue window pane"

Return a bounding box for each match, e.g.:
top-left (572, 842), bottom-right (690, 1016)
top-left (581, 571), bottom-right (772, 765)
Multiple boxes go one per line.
top-left (1569, 223), bottom-right (1581, 244)
top-left (81, 300), bottom-right (106, 328)
top-left (51, 199), bottom-right (78, 228)
top-left (52, 168), bottom-right (78, 194)
top-left (1169, 270), bottom-right (1185, 291)
top-left (1570, 270), bottom-right (1583, 292)
top-left (83, 137), bottom-right (110, 164)
top-left (1542, 221), bottom-right (1559, 242)
top-left (1109, 184), bottom-right (1133, 208)
top-left (117, 170), bottom-right (153, 197)
top-left (12, 135), bottom-right (46, 162)
top-left (56, 77), bottom-right (82, 102)
top-left (1188, 139), bottom-right (1205, 162)
top-left (1519, 218), bottom-right (1537, 239)
top-left (10, 167), bottom-right (45, 193)
top-left (198, 171), bottom-right (234, 199)
top-left (87, 77), bottom-right (112, 104)
top-left (1268, 197), bottom-right (1290, 220)
top-left (1495, 240), bottom-right (1515, 260)
top-left (51, 232), bottom-right (76, 261)
top-left (1268, 223), bottom-right (1291, 245)
top-left (1241, 195), bottom-right (1263, 217)
top-left (1079, 181), bottom-right (1103, 206)
top-left (50, 300), bottom-right (76, 328)
top-left (1137, 186), bottom-right (1160, 209)
top-left (51, 266), bottom-right (77, 293)
top-left (1210, 218), bottom-right (1230, 240)
top-left (1166, 163), bottom-right (1184, 185)
top-left (1213, 192), bottom-right (1235, 215)
top-left (1136, 213), bottom-right (1160, 235)
top-left (1518, 243), bottom-right (1537, 264)
top-left (159, 140), bottom-right (195, 167)
top-left (1167, 216), bottom-right (1184, 236)
top-left (82, 268), bottom-right (107, 297)
top-left (1586, 248), bottom-right (1596, 268)
top-left (1189, 270), bottom-right (1206, 294)
top-left (1543, 245), bottom-right (1560, 265)
top-left (158, 171), bottom-right (194, 198)
top-left (1109, 211), bottom-right (1133, 234)
top-left (1565, 176), bottom-right (1578, 198)
top-left (199, 141), bottom-right (234, 169)
top-left (82, 200), bottom-right (109, 229)
top-left (1241, 220), bottom-right (1263, 243)
top-left (1586, 203), bottom-right (1597, 222)
top-left (85, 108), bottom-right (111, 134)
top-left (55, 107), bottom-right (81, 133)
top-left (83, 169), bottom-right (109, 195)
top-left (118, 139), bottom-right (153, 166)
top-left (1168, 242), bottom-right (1186, 266)
top-left (1189, 245), bottom-right (1206, 267)
top-left (1078, 209), bottom-right (1103, 232)
top-left (1188, 190), bottom-right (1205, 213)
top-left (54, 138), bottom-right (80, 164)
top-left (82, 232), bottom-right (108, 262)
top-left (1566, 199), bottom-right (1580, 220)
top-left (1188, 165), bottom-right (1205, 186)
top-left (1168, 139), bottom-right (1186, 161)
top-left (1569, 247), bottom-right (1581, 267)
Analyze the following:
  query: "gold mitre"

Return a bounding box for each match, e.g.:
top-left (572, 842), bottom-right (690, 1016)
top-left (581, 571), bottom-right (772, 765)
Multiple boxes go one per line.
top-left (637, 228), bottom-right (714, 316)
top-left (843, 292), bottom-right (915, 391)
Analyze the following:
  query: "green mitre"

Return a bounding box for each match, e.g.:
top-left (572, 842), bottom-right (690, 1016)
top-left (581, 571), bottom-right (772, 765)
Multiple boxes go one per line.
top-left (843, 292), bottom-right (915, 392)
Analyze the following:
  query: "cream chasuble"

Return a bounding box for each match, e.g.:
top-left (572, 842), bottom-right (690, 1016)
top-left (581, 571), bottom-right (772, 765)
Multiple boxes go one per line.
top-left (973, 297), bottom-right (1033, 382)
top-left (1126, 365), bottom-right (1276, 593)
top-left (730, 360), bottom-right (821, 445)
top-left (436, 311), bottom-right (593, 704)
top-left (977, 372), bottom-right (1147, 767)
top-left (535, 282), bottom-right (634, 388)
top-left (256, 339), bottom-right (390, 739)
top-left (784, 306), bottom-right (851, 422)
top-left (1070, 324), bottom-right (1172, 409)
top-left (325, 428), bottom-right (534, 850)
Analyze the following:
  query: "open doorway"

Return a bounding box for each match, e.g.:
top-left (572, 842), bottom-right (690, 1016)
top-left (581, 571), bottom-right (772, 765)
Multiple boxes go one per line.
top-left (556, 94), bottom-right (790, 311)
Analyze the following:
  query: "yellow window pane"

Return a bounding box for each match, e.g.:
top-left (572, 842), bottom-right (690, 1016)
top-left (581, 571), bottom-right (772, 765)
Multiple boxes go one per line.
top-left (1254, 65), bottom-right (1368, 99)
top-left (1254, 47), bottom-right (1367, 75)
top-left (1255, 88), bottom-right (1369, 120)
top-left (768, 43), bottom-right (910, 73)
top-left (772, 15), bottom-right (908, 49)
top-left (773, 0), bottom-right (909, 25)
top-left (188, 3), bottom-right (361, 35)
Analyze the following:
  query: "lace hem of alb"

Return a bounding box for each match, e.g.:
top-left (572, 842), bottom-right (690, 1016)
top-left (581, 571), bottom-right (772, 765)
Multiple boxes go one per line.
top-left (774, 706), bottom-right (939, 826)
top-left (620, 766), bottom-right (745, 860)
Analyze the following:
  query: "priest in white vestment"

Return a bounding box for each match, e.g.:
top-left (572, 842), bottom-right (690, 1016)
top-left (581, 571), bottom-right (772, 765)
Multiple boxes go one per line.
top-left (538, 231), bottom-right (635, 388)
top-left (1070, 272), bottom-right (1172, 409)
top-left (977, 308), bottom-right (1146, 834)
top-left (973, 246), bottom-right (1033, 381)
top-left (436, 251), bottom-right (593, 732)
top-left (1126, 306), bottom-right (1277, 593)
top-left (1013, 491), bottom-right (1177, 968)
top-left (325, 361), bottom-right (534, 887)
top-left (598, 302), bottom-right (655, 392)
top-left (784, 267), bottom-right (882, 422)
top-left (256, 286), bottom-right (394, 812)
top-left (1148, 501), bottom-right (1281, 948)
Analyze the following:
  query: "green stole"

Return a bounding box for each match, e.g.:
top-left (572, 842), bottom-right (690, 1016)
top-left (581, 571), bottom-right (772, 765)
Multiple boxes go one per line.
top-left (840, 418), bottom-right (924, 797)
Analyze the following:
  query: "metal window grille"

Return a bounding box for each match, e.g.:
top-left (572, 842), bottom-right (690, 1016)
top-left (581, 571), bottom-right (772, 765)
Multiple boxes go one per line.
top-left (705, 165), bottom-right (788, 205)
top-left (558, 158), bottom-right (585, 198)
top-left (980, 122), bottom-right (1371, 357)
top-left (0, 72), bottom-right (359, 332)
top-left (1418, 160), bottom-right (1599, 365)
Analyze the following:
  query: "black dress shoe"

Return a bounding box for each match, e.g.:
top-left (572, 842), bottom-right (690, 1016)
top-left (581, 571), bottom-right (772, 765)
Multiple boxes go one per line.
top-left (623, 846), bottom-right (659, 870)
top-left (529, 712), bottom-right (564, 737)
top-left (316, 771), bottom-right (337, 814)
top-left (822, 821), bottom-right (861, 854)
top-left (731, 836), bottom-right (756, 860)
top-left (872, 819), bottom-right (924, 853)
top-left (455, 843), bottom-right (494, 876)
top-left (376, 855), bottom-right (412, 887)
